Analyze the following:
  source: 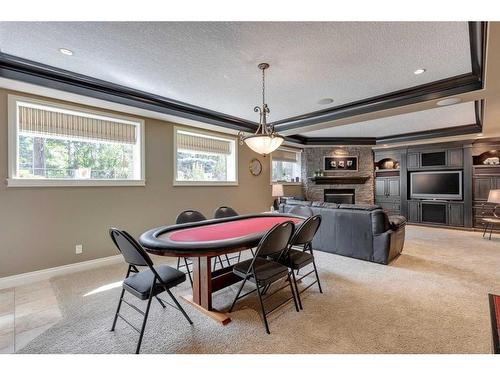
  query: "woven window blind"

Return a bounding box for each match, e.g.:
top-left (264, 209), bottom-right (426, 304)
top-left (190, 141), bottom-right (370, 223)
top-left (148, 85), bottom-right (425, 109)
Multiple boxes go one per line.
top-left (177, 132), bottom-right (232, 155)
top-left (18, 105), bottom-right (137, 144)
top-left (272, 149), bottom-right (299, 163)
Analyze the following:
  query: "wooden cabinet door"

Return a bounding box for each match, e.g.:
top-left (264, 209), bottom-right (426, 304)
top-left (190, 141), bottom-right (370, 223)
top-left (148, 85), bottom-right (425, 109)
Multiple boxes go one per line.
top-left (388, 178), bottom-right (400, 198)
top-left (447, 149), bottom-right (463, 167)
top-left (408, 201), bottom-right (420, 222)
top-left (474, 177), bottom-right (493, 201)
top-left (448, 203), bottom-right (464, 226)
top-left (407, 153), bottom-right (420, 169)
top-left (375, 178), bottom-right (387, 199)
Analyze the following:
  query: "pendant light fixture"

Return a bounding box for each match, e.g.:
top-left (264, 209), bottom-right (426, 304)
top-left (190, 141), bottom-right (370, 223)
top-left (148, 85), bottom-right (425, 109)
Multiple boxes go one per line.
top-left (238, 63), bottom-right (284, 155)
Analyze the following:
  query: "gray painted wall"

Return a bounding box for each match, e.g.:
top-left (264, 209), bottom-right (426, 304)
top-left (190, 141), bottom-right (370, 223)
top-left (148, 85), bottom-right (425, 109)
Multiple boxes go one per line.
top-left (0, 88), bottom-right (283, 278)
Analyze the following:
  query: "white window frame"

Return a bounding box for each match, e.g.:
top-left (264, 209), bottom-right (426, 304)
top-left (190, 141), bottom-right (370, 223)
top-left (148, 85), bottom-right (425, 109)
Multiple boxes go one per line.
top-left (7, 94), bottom-right (146, 187)
top-left (173, 126), bottom-right (238, 186)
top-left (270, 147), bottom-right (303, 186)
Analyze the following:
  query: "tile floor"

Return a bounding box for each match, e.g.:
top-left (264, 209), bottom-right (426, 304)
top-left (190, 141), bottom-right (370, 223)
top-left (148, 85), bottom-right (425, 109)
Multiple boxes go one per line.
top-left (0, 280), bottom-right (62, 353)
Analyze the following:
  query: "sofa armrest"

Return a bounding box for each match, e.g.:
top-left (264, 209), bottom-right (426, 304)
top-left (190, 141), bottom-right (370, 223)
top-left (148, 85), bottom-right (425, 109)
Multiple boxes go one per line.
top-left (373, 231), bottom-right (392, 264)
top-left (388, 215), bottom-right (407, 231)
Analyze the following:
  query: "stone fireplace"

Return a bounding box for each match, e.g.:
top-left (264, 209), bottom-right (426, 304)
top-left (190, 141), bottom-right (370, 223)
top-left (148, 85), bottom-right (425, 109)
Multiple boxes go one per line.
top-left (301, 146), bottom-right (374, 204)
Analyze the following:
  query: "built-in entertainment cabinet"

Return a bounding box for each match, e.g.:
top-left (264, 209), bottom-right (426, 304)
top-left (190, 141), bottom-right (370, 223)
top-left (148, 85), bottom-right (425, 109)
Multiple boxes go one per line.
top-left (375, 142), bottom-right (470, 229)
top-left (421, 151), bottom-right (446, 167)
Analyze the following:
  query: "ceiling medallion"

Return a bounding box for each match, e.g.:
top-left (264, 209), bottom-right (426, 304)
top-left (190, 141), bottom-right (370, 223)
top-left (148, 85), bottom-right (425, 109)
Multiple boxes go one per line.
top-left (238, 63), bottom-right (284, 156)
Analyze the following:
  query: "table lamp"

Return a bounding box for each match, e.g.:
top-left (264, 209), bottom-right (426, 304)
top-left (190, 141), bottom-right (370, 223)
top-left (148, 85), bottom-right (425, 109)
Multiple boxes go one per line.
top-left (272, 183), bottom-right (284, 211)
top-left (488, 189), bottom-right (500, 218)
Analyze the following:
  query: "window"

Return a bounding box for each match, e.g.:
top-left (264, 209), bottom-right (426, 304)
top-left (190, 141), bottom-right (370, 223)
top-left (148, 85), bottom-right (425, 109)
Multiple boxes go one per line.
top-left (174, 127), bottom-right (237, 185)
top-left (271, 148), bottom-right (302, 184)
top-left (8, 95), bottom-right (145, 187)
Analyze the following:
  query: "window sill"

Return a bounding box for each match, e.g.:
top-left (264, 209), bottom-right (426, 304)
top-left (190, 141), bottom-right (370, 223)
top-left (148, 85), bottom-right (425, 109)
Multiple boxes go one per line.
top-left (6, 178), bottom-right (146, 187)
top-left (270, 182), bottom-right (303, 186)
top-left (173, 181), bottom-right (239, 187)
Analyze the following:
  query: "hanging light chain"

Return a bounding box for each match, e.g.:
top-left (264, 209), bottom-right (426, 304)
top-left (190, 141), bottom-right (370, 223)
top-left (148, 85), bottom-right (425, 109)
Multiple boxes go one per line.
top-left (262, 66), bottom-right (266, 107)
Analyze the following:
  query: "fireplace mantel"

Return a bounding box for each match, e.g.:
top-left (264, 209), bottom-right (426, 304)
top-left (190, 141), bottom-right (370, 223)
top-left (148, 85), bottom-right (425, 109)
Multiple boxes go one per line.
top-left (308, 176), bottom-right (371, 185)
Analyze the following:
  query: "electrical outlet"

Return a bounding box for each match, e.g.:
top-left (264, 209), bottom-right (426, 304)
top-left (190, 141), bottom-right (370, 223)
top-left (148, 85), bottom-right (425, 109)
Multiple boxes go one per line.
top-left (75, 244), bottom-right (83, 254)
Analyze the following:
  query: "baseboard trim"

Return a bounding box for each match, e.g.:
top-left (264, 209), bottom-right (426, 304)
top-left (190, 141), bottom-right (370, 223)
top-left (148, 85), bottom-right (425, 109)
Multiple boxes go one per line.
top-left (0, 255), bottom-right (123, 290)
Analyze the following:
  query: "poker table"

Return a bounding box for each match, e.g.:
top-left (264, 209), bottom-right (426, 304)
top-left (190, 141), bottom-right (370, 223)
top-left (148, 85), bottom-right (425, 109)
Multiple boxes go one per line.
top-left (139, 213), bottom-right (303, 324)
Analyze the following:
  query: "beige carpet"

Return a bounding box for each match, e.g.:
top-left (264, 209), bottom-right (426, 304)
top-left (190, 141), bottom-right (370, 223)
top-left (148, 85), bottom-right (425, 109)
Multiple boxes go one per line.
top-left (19, 225), bottom-right (500, 354)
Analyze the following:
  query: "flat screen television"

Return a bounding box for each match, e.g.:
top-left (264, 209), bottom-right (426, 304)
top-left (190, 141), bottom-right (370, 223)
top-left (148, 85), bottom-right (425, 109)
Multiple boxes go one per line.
top-left (410, 170), bottom-right (463, 200)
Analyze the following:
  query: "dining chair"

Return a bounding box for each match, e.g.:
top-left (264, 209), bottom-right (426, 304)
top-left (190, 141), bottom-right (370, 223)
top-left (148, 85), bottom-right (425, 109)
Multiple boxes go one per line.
top-left (228, 221), bottom-right (299, 334)
top-left (109, 228), bottom-right (193, 354)
top-left (289, 205), bottom-right (314, 218)
top-left (213, 206), bottom-right (242, 265)
top-left (270, 215), bottom-right (323, 310)
top-left (175, 210), bottom-right (207, 285)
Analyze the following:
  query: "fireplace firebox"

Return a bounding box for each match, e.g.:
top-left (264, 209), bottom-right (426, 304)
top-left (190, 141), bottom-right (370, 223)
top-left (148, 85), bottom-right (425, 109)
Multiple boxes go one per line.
top-left (324, 189), bottom-right (355, 204)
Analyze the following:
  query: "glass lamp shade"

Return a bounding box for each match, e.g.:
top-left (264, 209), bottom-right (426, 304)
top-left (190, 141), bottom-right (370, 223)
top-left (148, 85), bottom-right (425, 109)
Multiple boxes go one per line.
top-left (244, 134), bottom-right (284, 155)
top-left (488, 189), bottom-right (500, 204)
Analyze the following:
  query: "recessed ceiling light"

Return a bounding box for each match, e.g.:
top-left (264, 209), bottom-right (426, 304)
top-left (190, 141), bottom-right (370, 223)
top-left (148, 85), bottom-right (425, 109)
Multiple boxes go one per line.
top-left (436, 97), bottom-right (462, 106)
top-left (59, 48), bottom-right (73, 56)
top-left (318, 98), bottom-right (334, 105)
top-left (414, 68), bottom-right (426, 75)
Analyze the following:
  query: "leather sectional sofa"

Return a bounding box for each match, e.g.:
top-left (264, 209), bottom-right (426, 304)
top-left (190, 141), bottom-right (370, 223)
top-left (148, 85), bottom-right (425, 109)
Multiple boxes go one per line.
top-left (279, 200), bottom-right (406, 265)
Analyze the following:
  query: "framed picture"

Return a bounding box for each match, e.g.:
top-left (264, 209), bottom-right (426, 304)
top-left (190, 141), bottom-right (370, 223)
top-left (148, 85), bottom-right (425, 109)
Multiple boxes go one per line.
top-left (324, 156), bottom-right (358, 171)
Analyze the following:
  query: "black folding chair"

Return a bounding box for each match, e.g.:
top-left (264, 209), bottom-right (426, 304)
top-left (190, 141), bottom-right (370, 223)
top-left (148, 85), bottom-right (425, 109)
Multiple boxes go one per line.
top-left (213, 206), bottom-right (243, 265)
top-left (271, 215), bottom-right (323, 310)
top-left (228, 221), bottom-right (299, 334)
top-left (109, 228), bottom-right (193, 354)
top-left (175, 210), bottom-right (207, 285)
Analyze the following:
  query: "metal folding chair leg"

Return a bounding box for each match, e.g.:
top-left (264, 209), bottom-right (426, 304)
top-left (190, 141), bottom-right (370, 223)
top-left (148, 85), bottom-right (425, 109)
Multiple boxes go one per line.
top-left (183, 257), bottom-right (193, 286)
top-left (287, 273), bottom-right (300, 312)
top-left (290, 270), bottom-right (303, 310)
top-left (155, 295), bottom-right (166, 308)
top-left (165, 288), bottom-right (193, 325)
top-left (136, 291), bottom-right (154, 354)
top-left (312, 259), bottom-right (323, 293)
top-left (111, 288), bottom-right (126, 331)
top-left (229, 277), bottom-right (247, 312)
top-left (255, 282), bottom-right (270, 334)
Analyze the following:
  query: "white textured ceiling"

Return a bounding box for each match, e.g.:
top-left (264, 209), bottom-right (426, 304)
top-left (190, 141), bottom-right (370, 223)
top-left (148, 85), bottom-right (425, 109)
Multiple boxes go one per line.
top-left (301, 101), bottom-right (477, 138)
top-left (0, 22), bottom-right (471, 123)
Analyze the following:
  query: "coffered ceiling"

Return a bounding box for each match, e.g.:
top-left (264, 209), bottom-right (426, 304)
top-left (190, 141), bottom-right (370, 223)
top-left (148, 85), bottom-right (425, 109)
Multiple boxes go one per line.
top-left (0, 21), bottom-right (493, 145)
top-left (301, 101), bottom-right (477, 138)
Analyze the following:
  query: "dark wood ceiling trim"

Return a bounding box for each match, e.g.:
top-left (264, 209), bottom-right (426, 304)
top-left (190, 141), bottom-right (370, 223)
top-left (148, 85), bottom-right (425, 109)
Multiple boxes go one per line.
top-left (475, 99), bottom-right (484, 128)
top-left (0, 53), bottom-right (258, 132)
top-left (273, 22), bottom-right (486, 133)
top-left (469, 21), bottom-right (487, 81)
top-left (376, 124), bottom-right (481, 145)
top-left (290, 135), bottom-right (376, 146)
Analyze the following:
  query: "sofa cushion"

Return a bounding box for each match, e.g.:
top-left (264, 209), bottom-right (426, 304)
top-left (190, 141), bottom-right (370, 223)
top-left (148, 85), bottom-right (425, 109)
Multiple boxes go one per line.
top-left (286, 199), bottom-right (312, 206)
top-left (312, 201), bottom-right (339, 209)
top-left (338, 204), bottom-right (382, 211)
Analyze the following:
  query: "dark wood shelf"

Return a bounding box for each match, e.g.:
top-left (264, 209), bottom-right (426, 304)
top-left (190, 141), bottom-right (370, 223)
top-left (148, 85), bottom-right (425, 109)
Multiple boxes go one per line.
top-left (308, 176), bottom-right (371, 185)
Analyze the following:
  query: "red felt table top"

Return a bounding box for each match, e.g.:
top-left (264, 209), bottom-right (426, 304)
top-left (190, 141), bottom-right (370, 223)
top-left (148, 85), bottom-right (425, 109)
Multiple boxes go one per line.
top-left (167, 216), bottom-right (302, 242)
